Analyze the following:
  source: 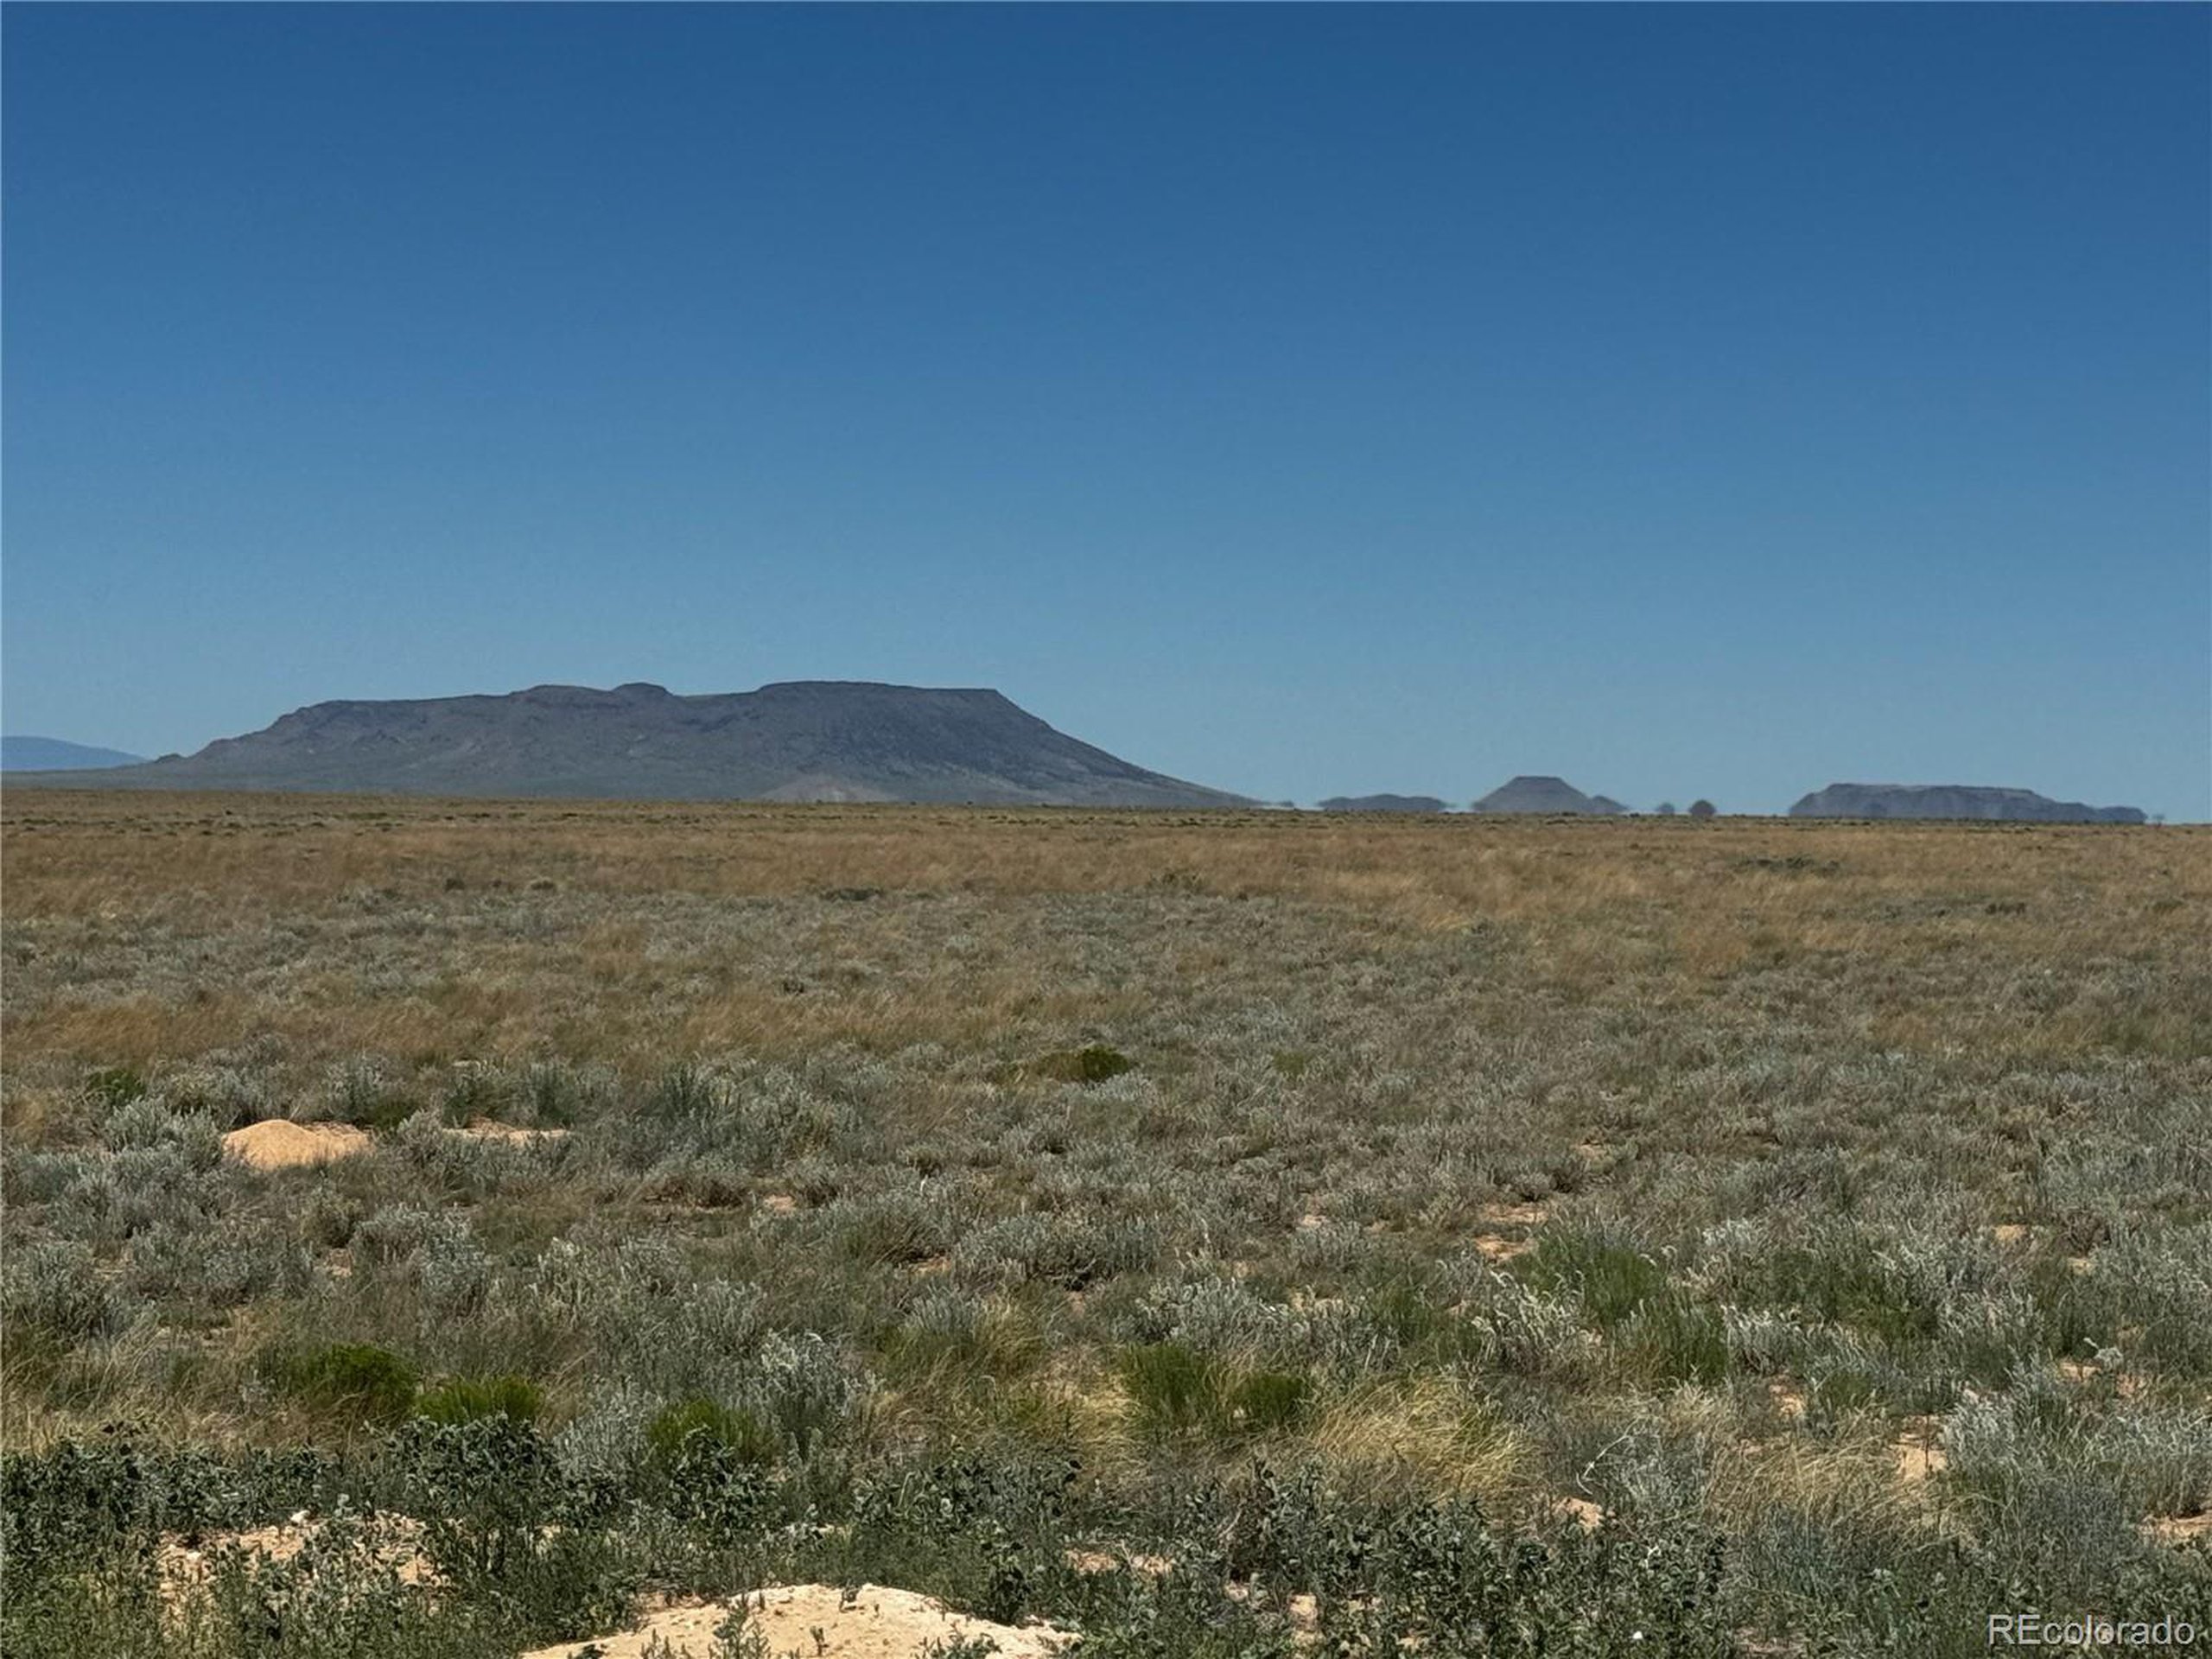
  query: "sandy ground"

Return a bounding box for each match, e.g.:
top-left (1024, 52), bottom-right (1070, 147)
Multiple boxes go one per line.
top-left (1065, 1548), bottom-right (1173, 1577)
top-left (220, 1119), bottom-right (372, 1170)
top-left (1767, 1382), bottom-right (1809, 1421)
top-left (1471, 1199), bottom-right (1546, 1262)
top-left (220, 1117), bottom-right (568, 1170)
top-left (159, 1513), bottom-right (435, 1598)
top-left (520, 1584), bottom-right (1074, 1659)
top-left (2145, 1513), bottom-right (2212, 1546)
top-left (454, 1119), bottom-right (571, 1143)
top-left (1552, 1497), bottom-right (1605, 1532)
top-left (167, 1531), bottom-right (1081, 1656)
top-left (1891, 1418), bottom-right (1948, 1482)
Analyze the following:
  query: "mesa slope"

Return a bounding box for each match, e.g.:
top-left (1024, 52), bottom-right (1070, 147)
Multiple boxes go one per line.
top-left (1789, 782), bottom-right (2146, 823)
top-left (4, 681), bottom-right (1247, 808)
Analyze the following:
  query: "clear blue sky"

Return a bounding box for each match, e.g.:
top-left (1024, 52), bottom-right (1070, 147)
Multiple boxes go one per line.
top-left (5, 5), bottom-right (2207, 816)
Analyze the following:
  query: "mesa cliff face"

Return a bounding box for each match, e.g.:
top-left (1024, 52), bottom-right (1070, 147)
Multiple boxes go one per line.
top-left (7, 682), bottom-right (1249, 807)
top-left (1787, 784), bottom-right (2145, 823)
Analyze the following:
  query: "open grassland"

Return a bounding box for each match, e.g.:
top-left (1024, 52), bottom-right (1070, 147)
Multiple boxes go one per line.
top-left (4, 791), bottom-right (2209, 1656)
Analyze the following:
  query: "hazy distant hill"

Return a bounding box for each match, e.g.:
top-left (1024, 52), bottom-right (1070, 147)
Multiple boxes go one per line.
top-left (1469, 776), bottom-right (1624, 815)
top-left (1319, 794), bottom-right (1448, 813)
top-left (1789, 783), bottom-right (2145, 823)
top-left (3, 683), bottom-right (1248, 808)
top-left (2, 736), bottom-right (146, 772)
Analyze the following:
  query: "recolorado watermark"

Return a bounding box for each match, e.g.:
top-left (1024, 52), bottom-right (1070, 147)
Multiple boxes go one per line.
top-left (1989, 1611), bottom-right (2198, 1649)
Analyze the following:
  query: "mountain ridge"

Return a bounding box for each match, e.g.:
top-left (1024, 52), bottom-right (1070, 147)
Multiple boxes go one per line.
top-left (2, 736), bottom-right (147, 772)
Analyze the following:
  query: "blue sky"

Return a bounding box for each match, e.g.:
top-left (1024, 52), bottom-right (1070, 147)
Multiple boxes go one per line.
top-left (5, 5), bottom-right (2207, 816)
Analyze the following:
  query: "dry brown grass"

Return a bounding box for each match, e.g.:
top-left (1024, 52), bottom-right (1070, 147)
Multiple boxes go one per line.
top-left (8, 790), bottom-right (2203, 1094)
top-left (1300, 1376), bottom-right (1533, 1506)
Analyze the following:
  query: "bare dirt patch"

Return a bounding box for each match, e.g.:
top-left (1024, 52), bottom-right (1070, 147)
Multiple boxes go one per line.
top-left (454, 1119), bottom-right (570, 1144)
top-left (1478, 1200), bottom-right (1549, 1226)
top-left (1224, 1581), bottom-right (1322, 1643)
top-left (2145, 1513), bottom-right (2212, 1547)
top-left (1552, 1496), bottom-right (1605, 1532)
top-left (1066, 1547), bottom-right (1173, 1577)
top-left (160, 1512), bottom-right (434, 1600)
top-left (221, 1120), bottom-right (372, 1172)
top-left (520, 1584), bottom-right (1074, 1659)
top-left (1891, 1418), bottom-right (1948, 1483)
top-left (1473, 1200), bottom-right (1546, 1262)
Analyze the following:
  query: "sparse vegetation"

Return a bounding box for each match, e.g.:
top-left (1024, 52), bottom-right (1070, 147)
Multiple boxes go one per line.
top-left (3, 794), bottom-right (2209, 1655)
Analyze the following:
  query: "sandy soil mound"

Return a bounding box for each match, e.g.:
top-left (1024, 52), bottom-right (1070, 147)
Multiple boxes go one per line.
top-left (222, 1120), bottom-right (373, 1171)
top-left (521, 1583), bottom-right (1074, 1659)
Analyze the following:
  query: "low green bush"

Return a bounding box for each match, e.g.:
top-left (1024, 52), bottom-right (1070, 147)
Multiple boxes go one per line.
top-left (86, 1066), bottom-right (148, 1109)
top-left (328, 1058), bottom-right (415, 1132)
top-left (1230, 1370), bottom-right (1311, 1434)
top-left (1621, 1292), bottom-right (1730, 1385)
top-left (265, 1342), bottom-right (418, 1423)
top-left (1526, 1230), bottom-right (1668, 1329)
top-left (645, 1397), bottom-right (779, 1469)
top-left (415, 1374), bottom-right (543, 1426)
top-left (1119, 1342), bottom-right (1224, 1438)
top-left (1034, 1046), bottom-right (1135, 1085)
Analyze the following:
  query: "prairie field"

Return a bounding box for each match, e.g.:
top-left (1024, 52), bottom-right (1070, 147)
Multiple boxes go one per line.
top-left (3, 791), bottom-right (2209, 1656)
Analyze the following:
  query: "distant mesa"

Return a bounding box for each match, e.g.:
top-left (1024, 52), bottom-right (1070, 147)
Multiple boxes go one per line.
top-left (2, 735), bottom-right (146, 772)
top-left (1319, 794), bottom-right (1448, 813)
top-left (1788, 783), bottom-right (2145, 824)
top-left (1469, 776), bottom-right (1625, 816)
top-left (3, 682), bottom-right (1249, 808)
